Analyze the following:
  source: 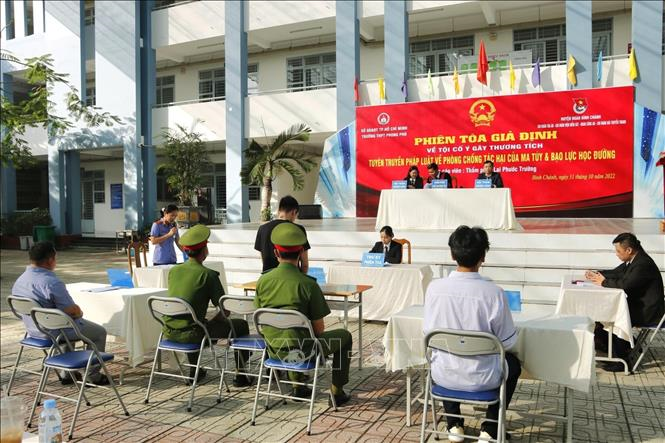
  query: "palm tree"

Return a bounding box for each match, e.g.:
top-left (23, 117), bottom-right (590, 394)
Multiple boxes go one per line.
top-left (240, 123), bottom-right (316, 221)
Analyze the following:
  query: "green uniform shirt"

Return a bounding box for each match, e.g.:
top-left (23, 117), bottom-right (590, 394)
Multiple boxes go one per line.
top-left (254, 262), bottom-right (330, 359)
top-left (163, 259), bottom-right (224, 343)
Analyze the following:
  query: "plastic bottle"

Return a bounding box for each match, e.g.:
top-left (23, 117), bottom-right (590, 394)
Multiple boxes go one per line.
top-left (38, 399), bottom-right (63, 443)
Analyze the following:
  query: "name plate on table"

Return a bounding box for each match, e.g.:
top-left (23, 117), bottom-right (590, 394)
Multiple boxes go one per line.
top-left (431, 179), bottom-right (448, 189)
top-left (361, 252), bottom-right (386, 267)
top-left (505, 290), bottom-right (522, 312)
top-left (391, 180), bottom-right (407, 189)
top-left (475, 179), bottom-right (492, 188)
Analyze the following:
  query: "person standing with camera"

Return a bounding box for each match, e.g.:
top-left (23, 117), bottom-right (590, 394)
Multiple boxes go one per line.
top-left (150, 204), bottom-right (183, 265)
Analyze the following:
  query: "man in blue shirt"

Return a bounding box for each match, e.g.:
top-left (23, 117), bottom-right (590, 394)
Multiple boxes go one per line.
top-left (12, 241), bottom-right (110, 385)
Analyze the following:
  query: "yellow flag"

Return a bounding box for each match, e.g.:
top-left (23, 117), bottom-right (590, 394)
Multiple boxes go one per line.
top-left (378, 78), bottom-right (385, 100)
top-left (453, 66), bottom-right (460, 95)
top-left (509, 61), bottom-right (516, 91)
top-left (567, 55), bottom-right (577, 86)
top-left (628, 48), bottom-right (638, 81)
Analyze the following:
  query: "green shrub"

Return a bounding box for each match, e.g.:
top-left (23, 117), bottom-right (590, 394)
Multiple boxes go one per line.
top-left (0, 208), bottom-right (52, 236)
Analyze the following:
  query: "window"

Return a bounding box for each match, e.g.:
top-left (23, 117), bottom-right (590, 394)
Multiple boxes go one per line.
top-left (514, 19), bottom-right (613, 63)
top-left (5, 0), bottom-right (15, 39)
top-left (287, 53), bottom-right (336, 92)
top-left (82, 170), bottom-right (105, 203)
top-left (248, 64), bottom-right (259, 94)
top-left (198, 68), bottom-right (225, 101)
top-left (24, 0), bottom-right (34, 36)
top-left (84, 0), bottom-right (95, 26)
top-left (248, 186), bottom-right (260, 200)
top-left (85, 73), bottom-right (96, 106)
top-left (409, 35), bottom-right (474, 75)
top-left (156, 169), bottom-right (176, 201)
top-left (156, 75), bottom-right (175, 106)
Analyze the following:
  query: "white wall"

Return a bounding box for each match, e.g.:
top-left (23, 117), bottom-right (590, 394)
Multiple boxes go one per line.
top-left (151, 1), bottom-right (225, 48)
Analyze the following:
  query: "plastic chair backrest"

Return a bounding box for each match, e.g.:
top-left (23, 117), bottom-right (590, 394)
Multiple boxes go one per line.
top-left (393, 238), bottom-right (412, 264)
top-left (30, 307), bottom-right (95, 352)
top-left (253, 308), bottom-right (322, 364)
top-left (147, 296), bottom-right (209, 335)
top-left (8, 295), bottom-right (42, 319)
top-left (425, 329), bottom-right (504, 360)
top-left (220, 295), bottom-right (257, 316)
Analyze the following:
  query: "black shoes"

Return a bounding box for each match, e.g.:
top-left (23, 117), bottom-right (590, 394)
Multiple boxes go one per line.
top-left (60, 372), bottom-right (82, 386)
top-left (233, 375), bottom-right (253, 388)
top-left (329, 391), bottom-right (352, 407)
top-left (292, 386), bottom-right (313, 401)
top-left (187, 368), bottom-right (207, 384)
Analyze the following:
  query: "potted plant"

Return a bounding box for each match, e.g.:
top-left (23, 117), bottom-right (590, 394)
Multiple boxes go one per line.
top-left (158, 123), bottom-right (212, 226)
top-left (240, 123), bottom-right (317, 222)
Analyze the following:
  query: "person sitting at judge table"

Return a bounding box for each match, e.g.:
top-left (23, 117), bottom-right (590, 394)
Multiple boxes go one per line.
top-left (426, 162), bottom-right (453, 188)
top-left (404, 165), bottom-right (424, 189)
top-left (369, 225), bottom-right (403, 264)
top-left (585, 232), bottom-right (664, 371)
top-left (476, 160), bottom-right (504, 188)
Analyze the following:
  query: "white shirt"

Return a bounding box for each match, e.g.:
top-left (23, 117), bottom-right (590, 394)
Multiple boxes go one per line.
top-left (423, 271), bottom-right (518, 391)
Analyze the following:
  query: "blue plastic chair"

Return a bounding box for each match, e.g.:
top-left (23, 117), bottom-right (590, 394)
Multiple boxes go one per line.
top-left (144, 296), bottom-right (227, 412)
top-left (27, 308), bottom-right (129, 440)
top-left (5, 296), bottom-right (54, 396)
top-left (251, 308), bottom-right (337, 436)
top-left (420, 329), bottom-right (507, 443)
top-left (219, 295), bottom-right (268, 391)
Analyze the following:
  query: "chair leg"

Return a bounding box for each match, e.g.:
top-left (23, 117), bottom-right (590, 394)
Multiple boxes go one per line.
top-left (431, 397), bottom-right (439, 440)
top-left (172, 351), bottom-right (186, 379)
top-left (69, 363), bottom-right (92, 440)
top-left (216, 348), bottom-right (229, 403)
top-left (633, 326), bottom-right (662, 372)
top-left (28, 366), bottom-right (51, 427)
top-left (186, 350), bottom-right (204, 412)
top-left (264, 366), bottom-right (274, 410)
top-left (144, 347), bottom-right (161, 404)
top-left (306, 363), bottom-right (320, 436)
top-left (5, 345), bottom-right (25, 395)
top-left (251, 359), bottom-right (266, 426)
top-left (99, 359), bottom-right (129, 416)
top-left (420, 376), bottom-right (431, 443)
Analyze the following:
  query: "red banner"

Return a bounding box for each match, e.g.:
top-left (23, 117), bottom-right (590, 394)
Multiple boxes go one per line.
top-left (356, 86), bottom-right (634, 217)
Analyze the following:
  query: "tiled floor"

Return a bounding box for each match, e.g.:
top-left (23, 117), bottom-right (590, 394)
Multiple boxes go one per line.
top-left (1, 249), bottom-right (664, 442)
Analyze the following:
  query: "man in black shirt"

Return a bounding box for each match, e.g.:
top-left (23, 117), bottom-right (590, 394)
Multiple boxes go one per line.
top-left (476, 160), bottom-right (504, 188)
top-left (254, 196), bottom-right (311, 273)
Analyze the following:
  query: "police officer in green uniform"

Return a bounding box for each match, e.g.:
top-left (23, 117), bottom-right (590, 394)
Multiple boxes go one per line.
top-left (164, 224), bottom-right (251, 386)
top-left (254, 222), bottom-right (352, 405)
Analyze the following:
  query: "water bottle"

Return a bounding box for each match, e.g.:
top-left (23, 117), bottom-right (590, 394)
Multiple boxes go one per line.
top-left (38, 399), bottom-right (63, 443)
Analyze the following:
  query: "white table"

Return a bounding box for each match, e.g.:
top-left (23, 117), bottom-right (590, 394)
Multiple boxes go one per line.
top-left (383, 304), bottom-right (595, 441)
top-left (556, 280), bottom-right (633, 373)
top-left (67, 282), bottom-right (167, 368)
top-left (375, 188), bottom-right (520, 231)
top-left (327, 262), bottom-right (434, 321)
top-left (132, 261), bottom-right (227, 290)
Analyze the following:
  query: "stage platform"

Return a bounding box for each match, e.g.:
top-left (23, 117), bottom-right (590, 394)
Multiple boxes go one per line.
top-left (205, 218), bottom-right (664, 308)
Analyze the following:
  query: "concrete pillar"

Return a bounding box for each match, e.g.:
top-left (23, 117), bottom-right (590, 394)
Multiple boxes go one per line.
top-left (565, 0), bottom-right (592, 89)
top-left (336, 0), bottom-right (360, 129)
top-left (384, 0), bottom-right (409, 103)
top-left (65, 151), bottom-right (81, 234)
top-left (48, 149), bottom-right (65, 234)
top-left (95, 0), bottom-right (143, 230)
top-left (140, 0), bottom-right (157, 224)
top-left (1, 73), bottom-right (17, 218)
top-left (225, 0), bottom-right (249, 222)
top-left (632, 0), bottom-right (664, 111)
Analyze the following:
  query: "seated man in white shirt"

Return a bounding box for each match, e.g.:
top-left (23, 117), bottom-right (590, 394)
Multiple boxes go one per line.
top-left (423, 225), bottom-right (521, 442)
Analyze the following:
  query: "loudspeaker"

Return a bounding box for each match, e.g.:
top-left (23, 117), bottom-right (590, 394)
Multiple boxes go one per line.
top-left (298, 204), bottom-right (322, 219)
